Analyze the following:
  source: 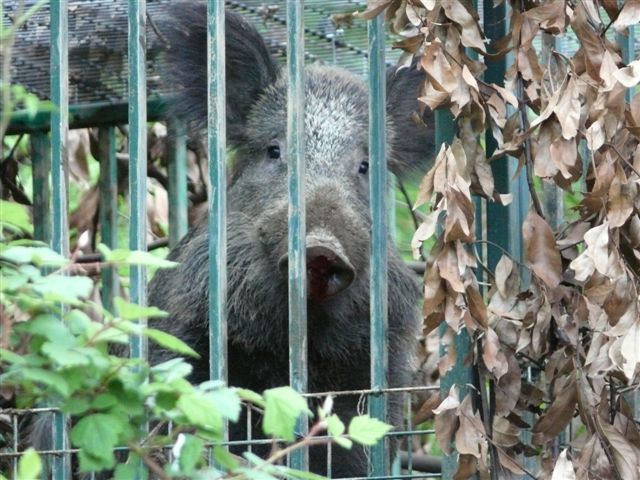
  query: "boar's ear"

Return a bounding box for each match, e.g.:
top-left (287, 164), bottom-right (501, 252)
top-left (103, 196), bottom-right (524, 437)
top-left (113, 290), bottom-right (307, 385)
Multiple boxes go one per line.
top-left (386, 63), bottom-right (436, 177)
top-left (162, 3), bottom-right (279, 143)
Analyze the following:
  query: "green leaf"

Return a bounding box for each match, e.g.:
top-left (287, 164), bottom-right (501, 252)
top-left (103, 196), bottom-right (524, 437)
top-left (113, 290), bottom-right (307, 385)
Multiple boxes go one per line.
top-left (0, 348), bottom-right (27, 365)
top-left (33, 274), bottom-right (93, 301)
top-left (0, 246), bottom-right (66, 266)
top-left (177, 392), bottom-right (223, 432)
top-left (114, 462), bottom-right (138, 480)
top-left (326, 414), bottom-right (345, 437)
top-left (42, 342), bottom-right (91, 367)
top-left (114, 297), bottom-right (168, 320)
top-left (92, 393), bottom-right (118, 410)
top-left (333, 436), bottom-right (353, 450)
top-left (326, 414), bottom-right (352, 449)
top-left (347, 415), bottom-right (392, 446)
top-left (0, 200), bottom-right (34, 235)
top-left (176, 434), bottom-right (203, 474)
top-left (208, 387), bottom-right (242, 423)
top-left (24, 93), bottom-right (39, 118)
top-left (78, 449), bottom-right (116, 472)
top-left (62, 396), bottom-right (92, 415)
top-left (263, 386), bottom-right (311, 442)
top-left (18, 314), bottom-right (75, 345)
top-left (213, 445), bottom-right (238, 470)
top-left (236, 388), bottom-right (266, 408)
top-left (144, 328), bottom-right (199, 357)
top-left (20, 368), bottom-right (70, 396)
top-left (66, 310), bottom-right (93, 335)
top-left (151, 358), bottom-right (193, 383)
top-left (17, 448), bottom-right (42, 480)
top-left (70, 413), bottom-right (123, 461)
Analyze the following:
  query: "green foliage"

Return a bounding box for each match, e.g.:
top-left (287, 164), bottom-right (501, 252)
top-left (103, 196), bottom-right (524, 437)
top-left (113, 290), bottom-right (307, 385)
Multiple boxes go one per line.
top-left (1, 211), bottom-right (392, 478)
top-left (347, 415), bottom-right (393, 446)
top-left (263, 386), bottom-right (312, 442)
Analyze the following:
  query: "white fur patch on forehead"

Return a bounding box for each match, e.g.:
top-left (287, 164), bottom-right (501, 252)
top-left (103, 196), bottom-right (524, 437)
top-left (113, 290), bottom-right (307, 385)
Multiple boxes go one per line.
top-left (245, 65), bottom-right (369, 161)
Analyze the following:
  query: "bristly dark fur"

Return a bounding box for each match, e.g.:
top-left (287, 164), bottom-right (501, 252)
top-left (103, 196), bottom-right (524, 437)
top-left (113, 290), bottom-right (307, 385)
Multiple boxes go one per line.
top-left (162, 2), bottom-right (279, 143)
top-left (147, 2), bottom-right (433, 476)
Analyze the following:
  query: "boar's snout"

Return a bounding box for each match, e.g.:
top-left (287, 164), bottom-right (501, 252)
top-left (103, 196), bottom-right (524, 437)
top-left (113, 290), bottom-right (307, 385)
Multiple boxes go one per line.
top-left (278, 232), bottom-right (355, 303)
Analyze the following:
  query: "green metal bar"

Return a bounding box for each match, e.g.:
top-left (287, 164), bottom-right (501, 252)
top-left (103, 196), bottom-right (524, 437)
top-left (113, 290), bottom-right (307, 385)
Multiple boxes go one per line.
top-left (287, 0), bottom-right (308, 470)
top-left (98, 127), bottom-right (118, 313)
top-left (484, 1), bottom-right (512, 272)
top-left (368, 13), bottom-right (388, 476)
top-left (128, 0), bottom-right (147, 357)
top-left (6, 98), bottom-right (168, 135)
top-left (167, 119), bottom-right (188, 248)
top-left (435, 31), bottom-right (477, 480)
top-left (618, 25), bottom-right (635, 104)
top-left (50, 0), bottom-right (70, 478)
top-left (207, 0), bottom-right (227, 385)
top-left (617, 17), bottom-right (639, 425)
top-left (31, 132), bottom-right (51, 244)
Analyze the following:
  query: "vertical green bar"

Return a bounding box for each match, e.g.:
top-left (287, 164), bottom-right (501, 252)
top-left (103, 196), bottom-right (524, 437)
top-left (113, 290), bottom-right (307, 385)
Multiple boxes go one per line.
top-left (50, 1), bottom-right (70, 478)
top-left (484, 0), bottom-right (515, 271)
top-left (617, 19), bottom-right (639, 425)
top-left (618, 25), bottom-right (635, 104)
top-left (287, 0), bottom-right (308, 470)
top-left (207, 0), bottom-right (227, 385)
top-left (167, 119), bottom-right (188, 248)
top-left (436, 20), bottom-right (479, 479)
top-left (128, 0), bottom-right (148, 360)
top-left (31, 132), bottom-right (51, 244)
top-left (368, 13), bottom-right (388, 476)
top-left (98, 127), bottom-right (118, 313)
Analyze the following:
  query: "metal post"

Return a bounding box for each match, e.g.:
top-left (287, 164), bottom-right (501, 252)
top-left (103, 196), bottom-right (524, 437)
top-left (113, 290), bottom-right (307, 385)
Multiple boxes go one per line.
top-left (368, 12), bottom-right (388, 476)
top-left (50, 0), bottom-right (70, 477)
top-left (207, 0), bottom-right (227, 386)
top-left (31, 132), bottom-right (51, 244)
top-left (617, 19), bottom-right (639, 424)
top-left (485, 3), bottom-right (532, 478)
top-left (167, 119), bottom-right (188, 248)
top-left (287, 0), bottom-right (308, 470)
top-left (98, 127), bottom-right (118, 313)
top-left (128, 0), bottom-right (148, 360)
top-left (435, 27), bottom-right (476, 480)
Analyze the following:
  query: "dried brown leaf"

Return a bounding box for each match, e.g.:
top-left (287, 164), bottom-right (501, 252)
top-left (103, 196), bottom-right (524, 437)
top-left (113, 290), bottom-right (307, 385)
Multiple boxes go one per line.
top-left (533, 375), bottom-right (577, 442)
top-left (523, 0), bottom-right (567, 35)
top-left (551, 449), bottom-right (576, 480)
top-left (441, 0), bottom-right (486, 52)
top-left (483, 327), bottom-right (509, 380)
top-left (523, 210), bottom-right (563, 288)
top-left (554, 76), bottom-right (581, 139)
top-left (612, 0), bottom-right (640, 33)
top-left (455, 396), bottom-right (486, 458)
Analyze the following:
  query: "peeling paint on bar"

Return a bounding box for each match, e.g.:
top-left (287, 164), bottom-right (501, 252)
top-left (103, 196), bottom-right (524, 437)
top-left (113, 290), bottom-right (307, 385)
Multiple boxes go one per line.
top-left (128, 0), bottom-right (148, 361)
top-left (168, 119), bottom-right (189, 248)
top-left (98, 127), bottom-right (118, 313)
top-left (368, 12), bottom-right (388, 477)
top-left (207, 0), bottom-right (227, 387)
top-left (287, 0), bottom-right (308, 471)
top-left (50, 0), bottom-right (70, 477)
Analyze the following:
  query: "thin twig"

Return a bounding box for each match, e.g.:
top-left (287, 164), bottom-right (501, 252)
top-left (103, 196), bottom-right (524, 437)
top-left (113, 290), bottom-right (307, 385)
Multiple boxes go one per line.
top-left (516, 73), bottom-right (544, 218)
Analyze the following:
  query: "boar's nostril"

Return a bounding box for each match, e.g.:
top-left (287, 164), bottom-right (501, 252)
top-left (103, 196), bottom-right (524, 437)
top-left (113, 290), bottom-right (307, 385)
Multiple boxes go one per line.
top-left (307, 246), bottom-right (355, 302)
top-left (277, 246), bottom-right (356, 302)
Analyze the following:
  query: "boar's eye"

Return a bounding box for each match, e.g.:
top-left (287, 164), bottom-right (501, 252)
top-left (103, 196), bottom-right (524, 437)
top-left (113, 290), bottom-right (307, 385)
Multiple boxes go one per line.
top-left (267, 144), bottom-right (281, 160)
top-left (358, 160), bottom-right (369, 175)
